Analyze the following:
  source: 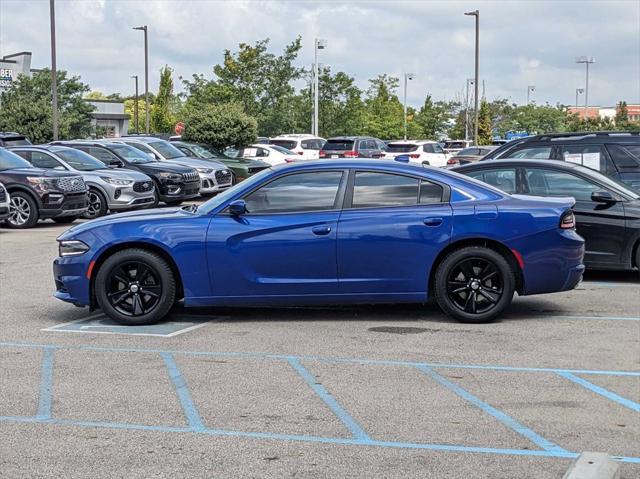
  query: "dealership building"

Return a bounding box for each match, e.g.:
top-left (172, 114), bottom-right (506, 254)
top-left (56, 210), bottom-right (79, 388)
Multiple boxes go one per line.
top-left (0, 51), bottom-right (35, 92)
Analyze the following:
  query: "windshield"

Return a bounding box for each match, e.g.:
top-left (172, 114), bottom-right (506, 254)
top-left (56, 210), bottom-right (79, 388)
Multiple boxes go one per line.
top-left (270, 140), bottom-right (297, 150)
top-left (149, 141), bottom-right (186, 159)
top-left (188, 144), bottom-right (219, 159)
top-left (456, 148), bottom-right (479, 156)
top-left (269, 145), bottom-right (297, 155)
top-left (445, 141), bottom-right (468, 149)
top-left (386, 143), bottom-right (418, 153)
top-left (0, 148), bottom-right (32, 170)
top-left (324, 140), bottom-right (354, 151)
top-left (109, 144), bottom-right (155, 163)
top-left (54, 148), bottom-right (107, 171)
top-left (198, 167), bottom-right (272, 214)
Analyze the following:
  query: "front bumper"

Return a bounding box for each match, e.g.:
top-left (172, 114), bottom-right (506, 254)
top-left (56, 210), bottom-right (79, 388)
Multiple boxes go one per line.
top-left (198, 170), bottom-right (233, 194)
top-left (158, 179), bottom-right (201, 202)
top-left (105, 181), bottom-right (156, 210)
top-left (40, 192), bottom-right (89, 219)
top-left (53, 255), bottom-right (91, 307)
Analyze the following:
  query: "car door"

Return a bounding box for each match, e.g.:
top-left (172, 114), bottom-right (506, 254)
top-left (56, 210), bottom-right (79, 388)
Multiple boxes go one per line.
top-left (522, 166), bottom-right (626, 266)
top-left (206, 170), bottom-right (347, 298)
top-left (337, 171), bottom-right (453, 296)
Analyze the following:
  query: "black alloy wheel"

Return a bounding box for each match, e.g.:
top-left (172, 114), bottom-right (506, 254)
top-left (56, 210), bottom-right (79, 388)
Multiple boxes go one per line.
top-left (84, 188), bottom-right (107, 219)
top-left (434, 246), bottom-right (515, 323)
top-left (95, 248), bottom-right (176, 325)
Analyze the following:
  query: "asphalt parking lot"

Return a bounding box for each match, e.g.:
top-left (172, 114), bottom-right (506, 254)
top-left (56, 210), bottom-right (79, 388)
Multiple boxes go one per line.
top-left (0, 218), bottom-right (638, 478)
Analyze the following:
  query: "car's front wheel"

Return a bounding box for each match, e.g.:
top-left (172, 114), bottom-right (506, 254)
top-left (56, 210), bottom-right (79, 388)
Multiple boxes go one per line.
top-left (95, 248), bottom-right (176, 325)
top-left (6, 191), bottom-right (39, 228)
top-left (434, 246), bottom-right (515, 323)
top-left (84, 188), bottom-right (108, 219)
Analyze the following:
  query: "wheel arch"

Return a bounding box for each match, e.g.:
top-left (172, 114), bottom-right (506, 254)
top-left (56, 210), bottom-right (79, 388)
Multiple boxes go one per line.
top-left (5, 185), bottom-right (42, 208)
top-left (428, 237), bottom-right (525, 296)
top-left (89, 241), bottom-right (185, 309)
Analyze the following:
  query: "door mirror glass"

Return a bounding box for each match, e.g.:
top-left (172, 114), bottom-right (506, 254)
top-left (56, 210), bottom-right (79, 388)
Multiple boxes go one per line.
top-left (108, 160), bottom-right (124, 168)
top-left (228, 199), bottom-right (247, 215)
top-left (591, 190), bottom-right (616, 203)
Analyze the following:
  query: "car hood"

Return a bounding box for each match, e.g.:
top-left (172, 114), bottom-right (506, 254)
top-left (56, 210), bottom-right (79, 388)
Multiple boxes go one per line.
top-left (59, 206), bottom-right (191, 239)
top-left (135, 161), bottom-right (195, 174)
top-left (85, 168), bottom-right (152, 181)
top-left (165, 157), bottom-right (228, 170)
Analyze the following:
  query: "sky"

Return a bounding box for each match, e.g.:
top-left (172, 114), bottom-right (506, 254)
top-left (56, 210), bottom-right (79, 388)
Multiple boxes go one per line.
top-left (1, 0), bottom-right (639, 108)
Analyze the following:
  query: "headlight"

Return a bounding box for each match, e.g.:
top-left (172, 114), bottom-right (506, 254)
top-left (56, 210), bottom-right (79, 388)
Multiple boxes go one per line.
top-left (158, 172), bottom-right (182, 180)
top-left (196, 168), bottom-right (213, 174)
top-left (27, 176), bottom-right (57, 192)
top-left (101, 177), bottom-right (134, 186)
top-left (58, 240), bottom-right (89, 257)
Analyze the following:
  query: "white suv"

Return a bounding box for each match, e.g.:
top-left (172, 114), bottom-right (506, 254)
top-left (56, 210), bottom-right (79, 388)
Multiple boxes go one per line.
top-left (269, 134), bottom-right (325, 160)
top-left (384, 140), bottom-right (448, 167)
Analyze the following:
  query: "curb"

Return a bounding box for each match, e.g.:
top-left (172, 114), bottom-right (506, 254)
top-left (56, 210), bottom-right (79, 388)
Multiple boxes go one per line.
top-left (563, 452), bottom-right (620, 479)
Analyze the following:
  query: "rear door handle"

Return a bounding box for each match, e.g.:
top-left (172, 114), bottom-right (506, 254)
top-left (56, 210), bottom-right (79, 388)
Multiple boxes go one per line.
top-left (312, 225), bottom-right (332, 236)
top-left (423, 217), bottom-right (443, 227)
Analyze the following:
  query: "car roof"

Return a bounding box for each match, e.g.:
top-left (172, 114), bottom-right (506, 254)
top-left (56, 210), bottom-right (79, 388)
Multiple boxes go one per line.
top-left (0, 131), bottom-right (27, 138)
top-left (326, 136), bottom-right (376, 140)
top-left (454, 158), bottom-right (582, 171)
top-left (387, 140), bottom-right (439, 145)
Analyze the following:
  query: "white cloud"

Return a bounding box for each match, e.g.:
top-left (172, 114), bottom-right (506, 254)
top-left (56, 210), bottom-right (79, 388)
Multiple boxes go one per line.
top-left (0, 0), bottom-right (638, 107)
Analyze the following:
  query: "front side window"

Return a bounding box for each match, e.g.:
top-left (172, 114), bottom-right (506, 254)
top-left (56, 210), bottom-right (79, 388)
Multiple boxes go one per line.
top-left (55, 149), bottom-right (106, 171)
top-left (524, 168), bottom-right (600, 201)
top-left (433, 143), bottom-right (445, 154)
top-left (352, 172), bottom-right (420, 208)
top-left (466, 168), bottom-right (517, 194)
top-left (244, 171), bottom-right (344, 214)
top-left (506, 146), bottom-right (552, 159)
top-left (108, 144), bottom-right (154, 163)
top-left (23, 151), bottom-right (65, 170)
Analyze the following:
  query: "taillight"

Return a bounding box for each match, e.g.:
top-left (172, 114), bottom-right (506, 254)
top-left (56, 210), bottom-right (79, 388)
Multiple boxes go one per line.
top-left (319, 150), bottom-right (326, 158)
top-left (297, 151), bottom-right (304, 155)
top-left (447, 158), bottom-right (458, 165)
top-left (560, 210), bottom-right (576, 229)
top-left (343, 151), bottom-right (358, 158)
top-left (285, 158), bottom-right (297, 163)
top-left (409, 154), bottom-right (420, 159)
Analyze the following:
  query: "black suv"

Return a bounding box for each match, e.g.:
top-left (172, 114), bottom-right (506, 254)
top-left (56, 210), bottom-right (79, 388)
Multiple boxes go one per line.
top-left (320, 136), bottom-right (387, 159)
top-left (51, 141), bottom-right (201, 206)
top-left (0, 147), bottom-right (88, 228)
top-left (481, 131), bottom-right (640, 190)
top-left (0, 132), bottom-right (31, 147)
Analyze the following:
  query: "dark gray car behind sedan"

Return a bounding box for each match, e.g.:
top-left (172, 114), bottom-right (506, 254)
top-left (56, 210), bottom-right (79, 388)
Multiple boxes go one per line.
top-left (453, 159), bottom-right (640, 273)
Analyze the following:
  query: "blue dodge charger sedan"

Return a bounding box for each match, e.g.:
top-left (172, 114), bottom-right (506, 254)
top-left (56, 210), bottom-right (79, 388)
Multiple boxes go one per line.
top-left (53, 160), bottom-right (585, 325)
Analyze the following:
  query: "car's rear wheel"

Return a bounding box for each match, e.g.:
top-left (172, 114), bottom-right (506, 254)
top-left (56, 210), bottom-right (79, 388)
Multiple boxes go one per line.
top-left (84, 188), bottom-right (108, 219)
top-left (95, 248), bottom-right (176, 325)
top-left (434, 246), bottom-right (515, 323)
top-left (6, 192), bottom-right (39, 228)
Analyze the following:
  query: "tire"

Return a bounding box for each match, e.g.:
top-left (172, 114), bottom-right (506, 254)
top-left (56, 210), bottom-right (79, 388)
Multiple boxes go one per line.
top-left (95, 248), bottom-right (176, 325)
top-left (635, 246), bottom-right (640, 279)
top-left (434, 246), bottom-right (515, 324)
top-left (6, 191), bottom-right (39, 229)
top-left (53, 216), bottom-right (79, 224)
top-left (151, 187), bottom-right (160, 207)
top-left (84, 188), bottom-right (108, 219)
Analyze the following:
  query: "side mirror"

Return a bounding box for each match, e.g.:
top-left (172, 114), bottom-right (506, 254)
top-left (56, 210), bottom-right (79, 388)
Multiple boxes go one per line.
top-left (591, 190), bottom-right (616, 203)
top-left (228, 199), bottom-right (247, 216)
top-left (109, 160), bottom-right (124, 168)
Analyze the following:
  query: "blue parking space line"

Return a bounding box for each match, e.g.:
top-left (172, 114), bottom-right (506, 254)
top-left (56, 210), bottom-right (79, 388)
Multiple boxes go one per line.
top-left (160, 352), bottom-right (206, 432)
top-left (1, 341), bottom-right (639, 377)
top-left (550, 315), bottom-right (640, 322)
top-left (286, 357), bottom-right (371, 441)
top-left (2, 414), bottom-right (639, 464)
top-left (557, 371), bottom-right (640, 413)
top-left (36, 347), bottom-right (55, 420)
top-left (414, 365), bottom-right (567, 453)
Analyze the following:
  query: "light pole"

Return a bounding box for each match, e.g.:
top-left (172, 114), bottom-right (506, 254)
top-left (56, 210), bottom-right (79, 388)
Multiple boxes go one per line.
top-left (465, 78), bottom-right (474, 141)
top-left (133, 26), bottom-right (149, 134)
top-left (313, 39), bottom-right (326, 137)
top-left (403, 73), bottom-right (415, 140)
top-left (131, 75), bottom-right (139, 134)
top-left (527, 85), bottom-right (535, 105)
top-left (465, 10), bottom-right (479, 145)
top-left (49, 0), bottom-right (58, 140)
top-left (575, 56), bottom-right (595, 113)
top-left (575, 88), bottom-right (584, 110)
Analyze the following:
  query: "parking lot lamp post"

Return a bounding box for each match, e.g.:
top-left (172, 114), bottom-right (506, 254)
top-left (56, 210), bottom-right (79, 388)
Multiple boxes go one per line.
top-left (313, 39), bottom-right (326, 137)
top-left (133, 26), bottom-right (149, 134)
top-left (465, 10), bottom-right (479, 145)
top-left (465, 78), bottom-right (474, 141)
top-left (527, 85), bottom-right (535, 105)
top-left (49, 0), bottom-right (58, 141)
top-left (131, 75), bottom-right (139, 134)
top-left (403, 73), bottom-right (415, 140)
top-left (575, 88), bottom-right (584, 110)
top-left (575, 56), bottom-right (595, 113)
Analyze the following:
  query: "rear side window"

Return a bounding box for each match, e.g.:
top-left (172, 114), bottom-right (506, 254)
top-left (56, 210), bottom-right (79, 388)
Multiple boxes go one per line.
top-left (352, 172), bottom-right (420, 208)
top-left (559, 145), bottom-right (616, 176)
top-left (244, 171), bottom-right (344, 214)
top-left (505, 146), bottom-right (552, 159)
top-left (419, 180), bottom-right (444, 204)
top-left (422, 144), bottom-right (435, 153)
top-left (324, 140), bottom-right (354, 151)
top-left (466, 168), bottom-right (517, 194)
top-left (24, 151), bottom-right (63, 169)
top-left (606, 144), bottom-right (640, 169)
top-left (524, 168), bottom-right (600, 201)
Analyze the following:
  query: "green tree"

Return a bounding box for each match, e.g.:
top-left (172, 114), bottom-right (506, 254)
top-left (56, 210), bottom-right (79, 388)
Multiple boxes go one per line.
top-left (615, 101), bottom-right (629, 128)
top-left (151, 65), bottom-right (176, 133)
top-left (412, 95), bottom-right (457, 140)
top-left (477, 100), bottom-right (493, 145)
top-left (0, 69), bottom-right (94, 143)
top-left (362, 74), bottom-right (404, 139)
top-left (182, 102), bottom-right (257, 149)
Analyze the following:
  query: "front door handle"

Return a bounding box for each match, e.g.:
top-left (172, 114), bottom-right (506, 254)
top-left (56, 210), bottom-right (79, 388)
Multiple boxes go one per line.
top-left (423, 217), bottom-right (443, 227)
top-left (312, 225), bottom-right (332, 236)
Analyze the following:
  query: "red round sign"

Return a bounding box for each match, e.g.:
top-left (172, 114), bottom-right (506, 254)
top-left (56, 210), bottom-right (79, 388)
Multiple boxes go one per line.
top-left (174, 122), bottom-right (185, 135)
